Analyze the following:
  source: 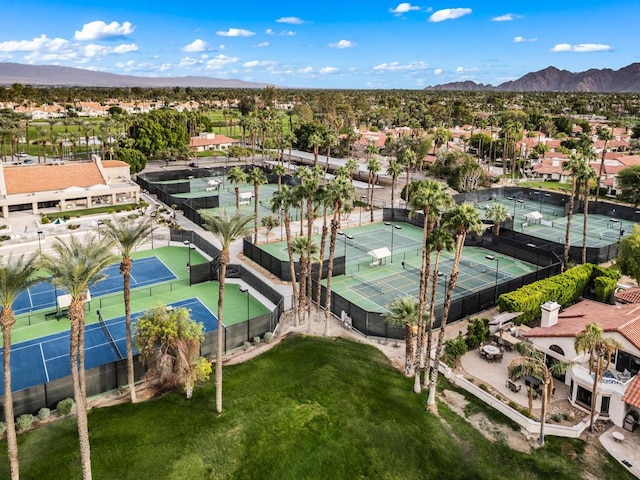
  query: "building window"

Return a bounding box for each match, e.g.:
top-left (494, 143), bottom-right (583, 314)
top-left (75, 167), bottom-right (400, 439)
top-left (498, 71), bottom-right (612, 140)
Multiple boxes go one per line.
top-left (616, 351), bottom-right (640, 376)
top-left (576, 385), bottom-right (592, 409)
top-left (601, 396), bottom-right (610, 415)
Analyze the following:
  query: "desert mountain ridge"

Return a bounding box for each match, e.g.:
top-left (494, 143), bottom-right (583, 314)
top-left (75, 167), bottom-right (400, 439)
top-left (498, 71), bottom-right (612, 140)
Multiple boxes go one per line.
top-left (0, 62), bottom-right (270, 89)
top-left (426, 64), bottom-right (640, 93)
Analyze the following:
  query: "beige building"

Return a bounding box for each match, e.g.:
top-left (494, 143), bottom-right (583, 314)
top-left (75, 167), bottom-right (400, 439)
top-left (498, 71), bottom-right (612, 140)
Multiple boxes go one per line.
top-left (0, 158), bottom-right (140, 219)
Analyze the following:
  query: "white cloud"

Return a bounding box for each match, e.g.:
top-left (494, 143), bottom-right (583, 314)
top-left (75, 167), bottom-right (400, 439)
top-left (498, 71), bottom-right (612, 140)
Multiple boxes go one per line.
top-left (456, 66), bottom-right (464, 73)
top-left (178, 56), bottom-right (200, 67)
top-left (373, 61), bottom-right (428, 71)
top-left (328, 39), bottom-right (355, 49)
top-left (390, 3), bottom-right (421, 14)
top-left (74, 20), bottom-right (135, 41)
top-left (551, 43), bottom-right (612, 52)
top-left (265, 29), bottom-right (296, 36)
top-left (434, 68), bottom-right (443, 75)
top-left (254, 41), bottom-right (269, 48)
top-left (216, 28), bottom-right (255, 37)
top-left (513, 36), bottom-right (537, 43)
top-left (205, 54), bottom-right (239, 69)
top-left (276, 17), bottom-right (305, 24)
top-left (243, 60), bottom-right (277, 68)
top-left (429, 8), bottom-right (472, 22)
top-left (113, 43), bottom-right (139, 54)
top-left (183, 39), bottom-right (208, 53)
top-left (319, 66), bottom-right (337, 74)
top-left (299, 66), bottom-right (314, 74)
top-left (492, 13), bottom-right (521, 22)
top-left (0, 34), bottom-right (69, 52)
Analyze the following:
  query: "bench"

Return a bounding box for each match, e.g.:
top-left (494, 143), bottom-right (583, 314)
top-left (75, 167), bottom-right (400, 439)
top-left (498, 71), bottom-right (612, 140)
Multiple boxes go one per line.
top-left (206, 187), bottom-right (217, 192)
top-left (239, 200), bottom-right (250, 206)
top-left (505, 379), bottom-right (521, 393)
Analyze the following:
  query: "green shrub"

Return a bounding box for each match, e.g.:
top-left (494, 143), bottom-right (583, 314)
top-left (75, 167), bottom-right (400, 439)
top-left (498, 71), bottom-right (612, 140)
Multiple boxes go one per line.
top-left (444, 335), bottom-right (467, 362)
top-left (63, 214), bottom-right (71, 221)
top-left (0, 224), bottom-right (7, 230)
top-left (253, 336), bottom-right (261, 346)
top-left (67, 224), bottom-right (80, 230)
top-left (57, 398), bottom-right (75, 415)
top-left (0, 235), bottom-right (10, 242)
top-left (508, 400), bottom-right (519, 410)
top-left (478, 383), bottom-right (490, 392)
top-left (37, 408), bottom-right (51, 421)
top-left (466, 318), bottom-right (490, 349)
top-left (41, 216), bottom-right (51, 224)
top-left (15, 414), bottom-right (34, 432)
top-left (550, 412), bottom-right (563, 423)
top-left (264, 332), bottom-right (274, 343)
top-left (595, 276), bottom-right (617, 304)
top-left (0, 421), bottom-right (6, 435)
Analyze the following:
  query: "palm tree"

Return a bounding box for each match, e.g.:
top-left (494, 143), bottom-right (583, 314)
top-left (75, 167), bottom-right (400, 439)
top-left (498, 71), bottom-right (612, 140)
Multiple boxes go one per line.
top-left (399, 147), bottom-right (417, 203)
top-left (366, 157), bottom-right (381, 223)
top-left (576, 154), bottom-right (597, 263)
top-left (101, 217), bottom-right (155, 403)
top-left (0, 254), bottom-right (43, 480)
top-left (271, 186), bottom-right (301, 326)
top-left (324, 175), bottom-right (356, 336)
top-left (386, 160), bottom-right (404, 208)
top-left (425, 227), bottom-right (455, 389)
top-left (227, 166), bottom-right (248, 210)
top-left (282, 131), bottom-right (296, 171)
top-left (574, 323), bottom-right (622, 433)
top-left (313, 187), bottom-right (331, 326)
top-left (427, 203), bottom-right (482, 408)
top-left (562, 154), bottom-right (584, 270)
top-left (247, 167), bottom-right (267, 243)
top-left (323, 130), bottom-right (337, 174)
top-left (273, 163), bottom-right (287, 191)
top-left (291, 236), bottom-right (318, 326)
top-left (344, 157), bottom-right (359, 184)
top-left (484, 203), bottom-right (511, 236)
top-left (595, 127), bottom-right (614, 204)
top-left (40, 235), bottom-right (117, 480)
top-left (384, 296), bottom-right (420, 373)
top-left (201, 211), bottom-right (253, 414)
top-left (309, 131), bottom-right (323, 167)
top-left (508, 342), bottom-right (570, 445)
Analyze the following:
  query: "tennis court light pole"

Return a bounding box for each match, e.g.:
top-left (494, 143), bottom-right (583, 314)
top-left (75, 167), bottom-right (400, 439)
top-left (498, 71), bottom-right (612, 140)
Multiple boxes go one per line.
top-left (384, 222), bottom-right (402, 263)
top-left (239, 286), bottom-right (250, 339)
top-left (485, 255), bottom-right (499, 303)
top-left (37, 229), bottom-right (43, 252)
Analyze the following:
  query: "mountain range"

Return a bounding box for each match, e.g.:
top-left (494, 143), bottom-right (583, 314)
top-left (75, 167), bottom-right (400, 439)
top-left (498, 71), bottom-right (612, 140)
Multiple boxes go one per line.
top-left (426, 63), bottom-right (640, 93)
top-left (0, 62), bottom-right (269, 89)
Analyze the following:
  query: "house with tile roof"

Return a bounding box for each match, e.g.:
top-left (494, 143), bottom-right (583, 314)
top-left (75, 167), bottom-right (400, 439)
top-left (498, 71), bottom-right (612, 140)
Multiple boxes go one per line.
top-left (0, 157), bottom-right (139, 219)
top-left (189, 133), bottom-right (239, 153)
top-left (522, 300), bottom-right (640, 429)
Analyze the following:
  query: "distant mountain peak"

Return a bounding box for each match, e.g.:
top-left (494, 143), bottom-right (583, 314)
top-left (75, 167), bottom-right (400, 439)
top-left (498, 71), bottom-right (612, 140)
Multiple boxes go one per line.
top-left (426, 63), bottom-right (640, 93)
top-left (0, 62), bottom-right (270, 89)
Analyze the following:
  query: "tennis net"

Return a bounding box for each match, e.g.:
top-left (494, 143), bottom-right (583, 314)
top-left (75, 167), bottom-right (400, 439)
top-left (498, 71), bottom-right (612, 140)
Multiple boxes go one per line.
top-left (97, 310), bottom-right (123, 359)
top-left (354, 276), bottom-right (385, 294)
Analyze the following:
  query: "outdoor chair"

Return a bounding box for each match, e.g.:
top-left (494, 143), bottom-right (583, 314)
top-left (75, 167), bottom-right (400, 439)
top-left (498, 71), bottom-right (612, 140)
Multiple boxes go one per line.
top-left (505, 379), bottom-right (521, 393)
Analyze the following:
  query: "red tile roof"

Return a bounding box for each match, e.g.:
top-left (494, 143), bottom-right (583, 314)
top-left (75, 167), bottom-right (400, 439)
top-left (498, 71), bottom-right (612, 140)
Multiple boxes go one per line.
top-left (524, 299), bottom-right (640, 350)
top-left (190, 135), bottom-right (238, 147)
top-left (623, 375), bottom-right (640, 409)
top-left (101, 160), bottom-right (129, 168)
top-left (616, 288), bottom-right (640, 305)
top-left (4, 163), bottom-right (105, 195)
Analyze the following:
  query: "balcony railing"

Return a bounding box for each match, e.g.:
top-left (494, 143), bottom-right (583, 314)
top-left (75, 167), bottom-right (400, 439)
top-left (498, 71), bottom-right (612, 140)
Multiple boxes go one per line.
top-left (571, 365), bottom-right (633, 396)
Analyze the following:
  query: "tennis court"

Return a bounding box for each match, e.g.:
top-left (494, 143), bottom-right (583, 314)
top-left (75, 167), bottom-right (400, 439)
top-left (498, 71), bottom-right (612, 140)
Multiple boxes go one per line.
top-left (331, 246), bottom-right (536, 313)
top-left (0, 298), bottom-right (217, 395)
top-left (12, 256), bottom-right (176, 316)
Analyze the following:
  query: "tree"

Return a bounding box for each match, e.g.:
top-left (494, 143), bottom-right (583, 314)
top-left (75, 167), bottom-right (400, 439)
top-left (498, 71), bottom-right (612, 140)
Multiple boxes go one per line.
top-left (574, 323), bottom-right (622, 433)
top-left (261, 215), bottom-right (280, 243)
top-left (595, 127), bottom-right (614, 203)
top-left (509, 342), bottom-right (570, 445)
top-left (291, 236), bottom-right (318, 326)
top-left (576, 155), bottom-right (597, 264)
top-left (384, 297), bottom-right (420, 373)
top-left (101, 217), bottom-right (155, 403)
top-left (113, 147), bottom-right (147, 174)
top-left (0, 254), bottom-right (43, 480)
top-left (366, 157), bottom-right (381, 223)
top-left (617, 165), bottom-right (640, 206)
top-left (227, 166), bottom-right (248, 210)
top-left (386, 160), bottom-right (404, 208)
top-left (562, 154), bottom-right (584, 269)
top-left (617, 224), bottom-right (640, 284)
top-left (247, 167), bottom-right (267, 243)
top-left (134, 305), bottom-right (211, 399)
top-left (40, 235), bottom-right (117, 480)
top-left (484, 203), bottom-right (511, 236)
top-left (200, 211), bottom-right (253, 413)
top-left (324, 175), bottom-right (356, 336)
top-left (427, 204), bottom-right (482, 408)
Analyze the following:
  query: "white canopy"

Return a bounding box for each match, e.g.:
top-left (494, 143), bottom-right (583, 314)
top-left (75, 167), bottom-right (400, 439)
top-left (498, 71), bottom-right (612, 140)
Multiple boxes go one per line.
top-left (524, 211), bottom-right (543, 220)
top-left (367, 247), bottom-right (391, 260)
top-left (57, 290), bottom-right (91, 309)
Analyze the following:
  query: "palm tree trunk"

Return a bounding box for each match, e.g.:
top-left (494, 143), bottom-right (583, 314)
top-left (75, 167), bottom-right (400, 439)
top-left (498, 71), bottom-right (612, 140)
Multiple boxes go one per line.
top-left (123, 261), bottom-right (137, 403)
top-left (539, 381), bottom-right (550, 445)
top-left (582, 181), bottom-right (589, 264)
top-left (595, 142), bottom-right (607, 204)
top-left (589, 356), bottom-right (602, 433)
top-left (427, 235), bottom-right (464, 406)
top-left (415, 215), bottom-right (432, 393)
top-left (370, 174), bottom-right (376, 223)
top-left (424, 252), bottom-right (442, 388)
top-left (391, 176), bottom-right (396, 208)
top-left (563, 178), bottom-right (577, 270)
top-left (324, 214), bottom-right (340, 336)
top-left (216, 258), bottom-right (228, 414)
top-left (2, 318), bottom-right (20, 480)
top-left (284, 214), bottom-right (300, 327)
top-left (234, 185), bottom-right (240, 210)
top-left (315, 212), bottom-right (329, 325)
top-left (298, 259), bottom-right (307, 326)
top-left (69, 302), bottom-right (92, 480)
top-left (253, 183), bottom-right (259, 243)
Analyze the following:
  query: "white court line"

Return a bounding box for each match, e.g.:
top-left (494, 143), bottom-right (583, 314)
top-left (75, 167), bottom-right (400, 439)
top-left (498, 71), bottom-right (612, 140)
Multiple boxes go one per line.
top-left (39, 343), bottom-right (50, 382)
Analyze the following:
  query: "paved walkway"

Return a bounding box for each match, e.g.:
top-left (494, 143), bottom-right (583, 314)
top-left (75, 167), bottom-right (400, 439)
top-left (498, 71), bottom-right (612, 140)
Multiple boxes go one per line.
top-left (599, 426), bottom-right (640, 479)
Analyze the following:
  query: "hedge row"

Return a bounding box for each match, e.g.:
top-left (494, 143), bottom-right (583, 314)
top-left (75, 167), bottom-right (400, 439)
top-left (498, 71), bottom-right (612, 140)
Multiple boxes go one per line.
top-left (497, 264), bottom-right (619, 324)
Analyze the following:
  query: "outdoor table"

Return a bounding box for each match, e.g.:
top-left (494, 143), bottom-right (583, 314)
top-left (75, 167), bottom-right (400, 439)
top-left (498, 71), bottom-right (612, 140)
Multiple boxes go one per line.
top-left (482, 345), bottom-right (500, 356)
top-left (524, 375), bottom-right (542, 389)
top-left (612, 431), bottom-right (625, 443)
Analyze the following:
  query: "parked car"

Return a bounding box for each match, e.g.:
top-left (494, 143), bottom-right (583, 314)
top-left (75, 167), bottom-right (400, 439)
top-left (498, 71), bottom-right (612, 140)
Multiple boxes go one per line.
top-left (189, 161), bottom-right (199, 168)
top-left (23, 159), bottom-right (36, 164)
top-left (14, 152), bottom-right (27, 158)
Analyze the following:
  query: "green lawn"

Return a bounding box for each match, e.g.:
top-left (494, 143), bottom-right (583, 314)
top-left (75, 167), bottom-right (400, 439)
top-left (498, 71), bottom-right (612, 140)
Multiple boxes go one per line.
top-left (0, 337), bottom-right (630, 480)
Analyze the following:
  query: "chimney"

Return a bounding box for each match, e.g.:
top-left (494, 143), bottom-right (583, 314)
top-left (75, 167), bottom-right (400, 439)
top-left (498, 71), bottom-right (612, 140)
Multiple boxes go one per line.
top-left (541, 301), bottom-right (561, 328)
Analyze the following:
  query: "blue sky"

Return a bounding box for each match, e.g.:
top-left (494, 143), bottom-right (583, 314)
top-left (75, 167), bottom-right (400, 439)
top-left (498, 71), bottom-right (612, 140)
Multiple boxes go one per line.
top-left (1, 0), bottom-right (639, 89)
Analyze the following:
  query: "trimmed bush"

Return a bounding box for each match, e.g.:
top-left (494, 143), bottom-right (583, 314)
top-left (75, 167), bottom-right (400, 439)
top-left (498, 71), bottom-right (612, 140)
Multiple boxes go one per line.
top-left (253, 336), bottom-right (261, 346)
top-left (264, 332), bottom-right (274, 343)
top-left (57, 398), bottom-right (75, 415)
top-left (444, 335), bottom-right (467, 364)
top-left (16, 414), bottom-right (34, 432)
top-left (37, 408), bottom-right (51, 421)
top-left (595, 276), bottom-right (617, 304)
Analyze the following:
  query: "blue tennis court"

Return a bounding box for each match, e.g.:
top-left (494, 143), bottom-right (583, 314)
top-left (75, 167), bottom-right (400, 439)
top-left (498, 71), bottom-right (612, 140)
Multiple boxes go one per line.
top-left (12, 256), bottom-right (176, 316)
top-left (0, 297), bottom-right (218, 395)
